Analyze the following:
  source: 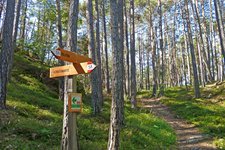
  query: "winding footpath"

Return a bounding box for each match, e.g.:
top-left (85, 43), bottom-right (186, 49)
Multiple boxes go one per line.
top-left (140, 98), bottom-right (217, 150)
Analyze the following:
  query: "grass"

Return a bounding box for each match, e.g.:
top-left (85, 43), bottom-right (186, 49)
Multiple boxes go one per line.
top-left (79, 97), bottom-right (176, 150)
top-left (0, 53), bottom-right (177, 149)
top-left (160, 84), bottom-right (225, 149)
top-left (0, 55), bottom-right (62, 149)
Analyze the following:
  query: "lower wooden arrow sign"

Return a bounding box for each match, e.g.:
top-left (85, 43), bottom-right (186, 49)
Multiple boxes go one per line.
top-left (50, 62), bottom-right (96, 78)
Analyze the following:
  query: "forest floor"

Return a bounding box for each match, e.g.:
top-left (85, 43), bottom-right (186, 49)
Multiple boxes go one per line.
top-left (140, 98), bottom-right (217, 149)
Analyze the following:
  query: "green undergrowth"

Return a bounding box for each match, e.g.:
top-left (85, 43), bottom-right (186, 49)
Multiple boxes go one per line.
top-left (160, 83), bottom-right (225, 149)
top-left (0, 53), bottom-right (176, 149)
top-left (137, 90), bottom-right (152, 98)
top-left (79, 96), bottom-right (176, 150)
top-left (0, 54), bottom-right (63, 149)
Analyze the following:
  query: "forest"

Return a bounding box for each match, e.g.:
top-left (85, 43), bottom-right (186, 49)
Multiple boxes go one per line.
top-left (0, 0), bottom-right (225, 149)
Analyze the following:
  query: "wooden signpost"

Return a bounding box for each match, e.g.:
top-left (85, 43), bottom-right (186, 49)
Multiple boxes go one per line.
top-left (50, 48), bottom-right (96, 111)
top-left (50, 48), bottom-right (96, 149)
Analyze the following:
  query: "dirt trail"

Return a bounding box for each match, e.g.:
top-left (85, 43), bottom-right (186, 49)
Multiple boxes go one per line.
top-left (140, 98), bottom-right (217, 150)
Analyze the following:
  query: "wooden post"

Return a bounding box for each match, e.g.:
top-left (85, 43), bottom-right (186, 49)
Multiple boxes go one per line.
top-left (51, 49), bottom-right (96, 150)
top-left (68, 76), bottom-right (78, 150)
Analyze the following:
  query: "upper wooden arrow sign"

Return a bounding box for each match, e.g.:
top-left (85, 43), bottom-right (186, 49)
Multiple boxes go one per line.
top-left (52, 48), bottom-right (92, 63)
top-left (50, 61), bottom-right (96, 78)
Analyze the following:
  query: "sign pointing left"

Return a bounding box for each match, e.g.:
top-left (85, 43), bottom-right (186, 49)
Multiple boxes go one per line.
top-left (50, 62), bottom-right (96, 78)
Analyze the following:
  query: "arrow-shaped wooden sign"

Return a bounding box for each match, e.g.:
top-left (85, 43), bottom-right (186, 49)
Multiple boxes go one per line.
top-left (50, 61), bottom-right (96, 78)
top-left (51, 48), bottom-right (92, 64)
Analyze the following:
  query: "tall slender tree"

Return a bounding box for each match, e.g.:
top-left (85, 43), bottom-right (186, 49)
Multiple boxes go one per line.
top-left (130, 0), bottom-right (136, 108)
top-left (170, 2), bottom-right (178, 86)
top-left (87, 0), bottom-right (100, 114)
top-left (8, 0), bottom-right (22, 80)
top-left (181, 43), bottom-right (188, 90)
top-left (95, 0), bottom-right (103, 107)
top-left (0, 0), bottom-right (16, 109)
top-left (158, 0), bottom-right (164, 96)
top-left (13, 0), bottom-right (21, 45)
top-left (102, 0), bottom-right (110, 94)
top-left (108, 0), bottom-right (124, 148)
top-left (191, 0), bottom-right (212, 82)
top-left (56, 0), bottom-right (64, 101)
top-left (214, 0), bottom-right (225, 79)
top-left (138, 36), bottom-right (143, 89)
top-left (20, 0), bottom-right (28, 48)
top-left (124, 0), bottom-right (130, 96)
top-left (118, 0), bottom-right (124, 124)
top-left (184, 0), bottom-right (200, 98)
top-left (152, 26), bottom-right (157, 97)
top-left (200, 0), bottom-right (212, 79)
top-left (209, 0), bottom-right (215, 80)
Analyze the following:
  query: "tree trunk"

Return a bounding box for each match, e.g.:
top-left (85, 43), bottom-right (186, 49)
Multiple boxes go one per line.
top-left (218, 0), bottom-right (224, 29)
top-left (152, 25), bottom-right (157, 97)
top-left (108, 0), bottom-right (124, 149)
top-left (87, 0), bottom-right (100, 115)
top-left (213, 30), bottom-right (219, 81)
top-left (124, 0), bottom-right (130, 96)
top-left (20, 0), bottom-right (28, 48)
top-left (197, 37), bottom-right (205, 87)
top-left (214, 0), bottom-right (225, 79)
top-left (146, 15), bottom-right (150, 90)
top-left (191, 0), bottom-right (212, 81)
top-left (0, 0), bottom-right (15, 109)
top-left (56, 0), bottom-right (64, 101)
top-left (130, 0), bottom-right (136, 108)
top-left (138, 36), bottom-right (143, 90)
top-left (181, 11), bottom-right (192, 86)
top-left (13, 0), bottom-right (21, 44)
top-left (200, 0), bottom-right (212, 81)
top-left (146, 47), bottom-right (150, 90)
top-left (102, 0), bottom-right (110, 94)
top-left (158, 0), bottom-right (164, 96)
top-left (61, 0), bottom-right (79, 149)
top-left (118, 0), bottom-right (124, 125)
top-left (181, 43), bottom-right (188, 90)
top-left (171, 2), bottom-right (178, 86)
top-left (184, 0), bottom-right (200, 98)
top-left (209, 0), bottom-right (215, 80)
top-left (95, 0), bottom-right (103, 107)
top-left (7, 0), bottom-right (21, 81)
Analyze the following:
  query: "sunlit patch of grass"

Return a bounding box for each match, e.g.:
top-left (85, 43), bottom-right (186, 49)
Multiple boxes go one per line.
top-left (7, 77), bottom-right (63, 114)
top-left (214, 138), bottom-right (225, 150)
top-left (120, 112), bottom-right (176, 150)
top-left (137, 90), bottom-right (152, 98)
